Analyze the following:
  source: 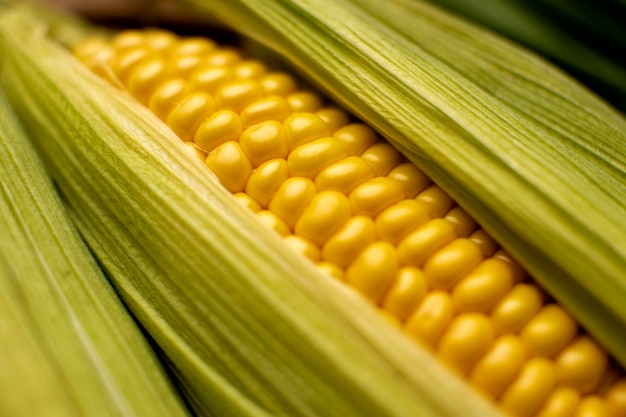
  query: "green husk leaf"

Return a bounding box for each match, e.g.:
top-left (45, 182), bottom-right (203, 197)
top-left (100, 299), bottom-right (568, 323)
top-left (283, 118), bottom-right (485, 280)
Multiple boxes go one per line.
top-left (0, 7), bottom-right (503, 417)
top-left (0, 86), bottom-right (189, 415)
top-left (178, 0), bottom-right (626, 367)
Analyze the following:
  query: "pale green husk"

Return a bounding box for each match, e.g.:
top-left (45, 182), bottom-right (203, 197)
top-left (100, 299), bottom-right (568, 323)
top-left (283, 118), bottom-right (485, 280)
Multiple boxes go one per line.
top-left (179, 0), bottom-right (626, 366)
top-left (0, 7), bottom-right (503, 417)
top-left (0, 89), bottom-right (189, 416)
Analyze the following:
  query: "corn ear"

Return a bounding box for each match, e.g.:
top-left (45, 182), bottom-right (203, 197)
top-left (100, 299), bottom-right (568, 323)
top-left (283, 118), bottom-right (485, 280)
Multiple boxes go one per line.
top-left (0, 89), bottom-right (189, 416)
top-left (0, 8), bottom-right (503, 417)
top-left (178, 0), bottom-right (626, 366)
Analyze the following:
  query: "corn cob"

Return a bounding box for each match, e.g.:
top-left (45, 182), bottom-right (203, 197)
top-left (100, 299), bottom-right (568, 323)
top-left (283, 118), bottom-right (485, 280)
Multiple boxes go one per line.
top-left (0, 87), bottom-right (189, 416)
top-left (3, 2), bottom-right (626, 417)
top-left (67, 27), bottom-right (626, 417)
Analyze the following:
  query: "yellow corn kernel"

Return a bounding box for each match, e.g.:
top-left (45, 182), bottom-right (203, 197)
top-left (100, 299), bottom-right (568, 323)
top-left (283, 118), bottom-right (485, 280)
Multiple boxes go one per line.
top-left (240, 96), bottom-right (292, 127)
top-left (378, 309), bottom-right (403, 328)
top-left (423, 238), bottom-right (484, 290)
top-left (381, 266), bottom-right (429, 320)
top-left (445, 206), bottom-right (477, 238)
top-left (283, 234), bottom-right (320, 262)
top-left (166, 92), bottom-right (215, 142)
top-left (183, 141), bottom-right (206, 161)
top-left (405, 291), bottom-right (454, 348)
top-left (316, 261), bottom-right (344, 281)
top-left (361, 142), bottom-right (401, 176)
top-left (375, 199), bottom-right (431, 244)
top-left (500, 358), bottom-right (556, 417)
top-left (194, 110), bottom-right (243, 152)
top-left (491, 283), bottom-right (545, 334)
top-left (73, 36), bottom-right (110, 60)
top-left (397, 218), bottom-right (457, 267)
top-left (315, 156), bottom-right (375, 194)
top-left (556, 336), bottom-right (608, 394)
top-left (333, 123), bottom-right (378, 155)
top-left (268, 177), bottom-right (317, 228)
top-left (416, 185), bottom-right (456, 218)
top-left (283, 113), bottom-right (331, 151)
top-left (169, 37), bottom-right (216, 56)
top-left (468, 228), bottom-right (499, 257)
top-left (205, 48), bottom-right (242, 66)
top-left (215, 79), bottom-right (263, 112)
top-left (110, 47), bottom-right (154, 85)
top-left (288, 137), bottom-right (348, 178)
top-left (295, 191), bottom-right (352, 246)
top-left (127, 58), bottom-right (171, 104)
top-left (245, 159), bottom-right (289, 208)
top-left (256, 210), bottom-right (291, 237)
top-left (322, 216), bottom-right (377, 267)
top-left (605, 378), bottom-right (626, 417)
top-left (144, 29), bottom-right (178, 52)
top-left (233, 60), bottom-right (267, 79)
top-left (345, 241), bottom-right (398, 304)
top-left (536, 387), bottom-right (580, 417)
top-left (148, 78), bottom-right (189, 121)
top-left (386, 162), bottom-right (432, 199)
top-left (172, 55), bottom-right (205, 78)
top-left (470, 335), bottom-right (526, 398)
top-left (315, 107), bottom-right (350, 133)
top-left (233, 192), bottom-right (261, 212)
top-left (189, 66), bottom-right (235, 95)
top-left (437, 313), bottom-right (495, 374)
top-left (451, 258), bottom-right (514, 313)
top-left (259, 72), bottom-right (297, 96)
top-left (239, 120), bottom-right (289, 167)
top-left (493, 248), bottom-right (528, 283)
top-left (287, 91), bottom-right (323, 112)
top-left (111, 30), bottom-right (145, 51)
top-left (520, 305), bottom-right (578, 358)
top-left (575, 396), bottom-right (608, 417)
top-left (204, 141), bottom-right (252, 193)
top-left (349, 177), bottom-right (405, 217)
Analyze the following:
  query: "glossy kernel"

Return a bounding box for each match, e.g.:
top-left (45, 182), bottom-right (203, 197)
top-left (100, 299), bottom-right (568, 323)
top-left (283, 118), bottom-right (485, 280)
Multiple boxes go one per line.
top-left (316, 107), bottom-right (350, 133)
top-left (520, 304), bottom-right (578, 358)
top-left (256, 210), bottom-right (291, 237)
top-left (405, 291), bottom-right (454, 348)
top-left (470, 335), bottom-right (526, 398)
top-left (345, 241), bottom-right (398, 304)
top-left (333, 123), bottom-right (378, 155)
top-left (536, 387), bottom-right (580, 417)
top-left (452, 258), bottom-right (514, 313)
top-left (288, 137), bottom-right (348, 179)
top-left (437, 313), bottom-right (495, 374)
top-left (422, 238), bottom-right (484, 290)
top-left (469, 229), bottom-right (499, 257)
top-left (382, 266), bottom-right (428, 320)
top-left (556, 336), bottom-right (608, 394)
top-left (166, 92), bottom-right (215, 142)
top-left (445, 206), bottom-right (477, 238)
top-left (194, 110), bottom-right (243, 152)
top-left (387, 162), bottom-right (432, 199)
top-left (204, 141), bottom-right (252, 193)
top-left (375, 199), bottom-right (431, 244)
top-left (245, 159), bottom-right (289, 208)
top-left (295, 191), bottom-right (352, 246)
top-left (397, 218), bottom-right (457, 267)
top-left (233, 60), bottom-right (267, 79)
top-left (189, 66), bottom-right (234, 94)
top-left (574, 396), bottom-right (608, 417)
top-left (361, 142), bottom-right (401, 176)
top-left (287, 91), bottom-right (323, 113)
top-left (215, 79), bottom-right (263, 112)
top-left (283, 113), bottom-right (331, 151)
top-left (500, 358), bottom-right (557, 417)
top-left (283, 234), bottom-right (320, 262)
top-left (127, 58), bottom-right (171, 104)
top-left (268, 177), bottom-right (317, 228)
top-left (260, 72), bottom-right (297, 96)
top-left (322, 216), bottom-right (377, 267)
top-left (416, 185), bottom-right (455, 218)
top-left (233, 192), bottom-right (261, 212)
top-left (349, 177), bottom-right (405, 217)
top-left (315, 156), bottom-right (375, 194)
top-left (148, 78), bottom-right (189, 121)
top-left (240, 96), bottom-right (292, 127)
top-left (491, 283), bottom-right (545, 335)
top-left (606, 378), bottom-right (626, 417)
top-left (239, 121), bottom-right (288, 167)
top-left (316, 261), bottom-right (344, 281)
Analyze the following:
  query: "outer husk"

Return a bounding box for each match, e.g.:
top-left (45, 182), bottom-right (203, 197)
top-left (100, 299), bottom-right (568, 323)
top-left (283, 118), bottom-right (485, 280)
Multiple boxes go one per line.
top-left (179, 0), bottom-right (626, 367)
top-left (0, 7), bottom-right (503, 417)
top-left (0, 89), bottom-right (189, 416)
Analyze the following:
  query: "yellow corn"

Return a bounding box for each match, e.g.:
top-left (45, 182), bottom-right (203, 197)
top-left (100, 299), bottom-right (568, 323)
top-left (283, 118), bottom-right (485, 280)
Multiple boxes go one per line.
top-left (70, 28), bottom-right (626, 417)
